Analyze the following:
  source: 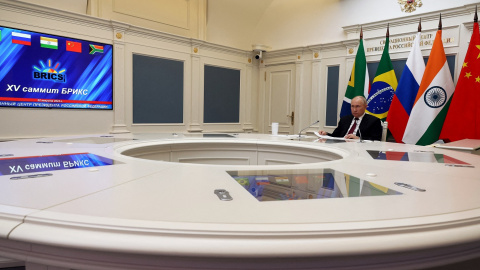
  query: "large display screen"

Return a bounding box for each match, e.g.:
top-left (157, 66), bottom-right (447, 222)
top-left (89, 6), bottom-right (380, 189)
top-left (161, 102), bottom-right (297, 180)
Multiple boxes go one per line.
top-left (0, 26), bottom-right (113, 109)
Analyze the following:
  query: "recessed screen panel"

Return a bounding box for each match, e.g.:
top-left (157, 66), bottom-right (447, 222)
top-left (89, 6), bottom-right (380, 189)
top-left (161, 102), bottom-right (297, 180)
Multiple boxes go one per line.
top-left (228, 168), bottom-right (402, 202)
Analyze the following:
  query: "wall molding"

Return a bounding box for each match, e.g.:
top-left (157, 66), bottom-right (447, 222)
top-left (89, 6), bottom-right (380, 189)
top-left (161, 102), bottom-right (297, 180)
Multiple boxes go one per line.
top-left (0, 0), bottom-right (112, 33)
top-left (343, 4), bottom-right (476, 36)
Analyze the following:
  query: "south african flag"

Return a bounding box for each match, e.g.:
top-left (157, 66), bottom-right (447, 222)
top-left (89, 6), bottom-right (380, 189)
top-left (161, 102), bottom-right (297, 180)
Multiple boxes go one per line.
top-left (89, 44), bottom-right (104, 54)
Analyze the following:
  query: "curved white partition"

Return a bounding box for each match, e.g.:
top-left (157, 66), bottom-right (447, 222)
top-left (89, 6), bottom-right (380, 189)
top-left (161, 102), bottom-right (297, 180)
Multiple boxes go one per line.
top-left (1, 133), bottom-right (480, 270)
top-left (117, 140), bottom-right (347, 165)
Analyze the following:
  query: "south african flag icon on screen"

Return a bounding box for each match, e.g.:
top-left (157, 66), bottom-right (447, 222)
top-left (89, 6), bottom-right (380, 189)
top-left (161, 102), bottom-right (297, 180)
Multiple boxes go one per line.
top-left (89, 44), bottom-right (104, 54)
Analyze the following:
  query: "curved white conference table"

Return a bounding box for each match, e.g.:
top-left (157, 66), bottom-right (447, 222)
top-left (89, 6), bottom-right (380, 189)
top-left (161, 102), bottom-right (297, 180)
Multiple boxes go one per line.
top-left (1, 133), bottom-right (480, 270)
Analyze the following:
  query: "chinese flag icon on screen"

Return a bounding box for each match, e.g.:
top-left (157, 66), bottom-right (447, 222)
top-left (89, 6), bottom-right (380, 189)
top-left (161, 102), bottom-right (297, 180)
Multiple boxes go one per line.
top-left (66, 41), bottom-right (82, 53)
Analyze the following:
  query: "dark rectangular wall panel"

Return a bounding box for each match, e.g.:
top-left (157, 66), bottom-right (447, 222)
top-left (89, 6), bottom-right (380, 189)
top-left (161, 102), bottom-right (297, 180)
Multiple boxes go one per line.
top-left (133, 54), bottom-right (184, 123)
top-left (326, 66), bottom-right (340, 126)
top-left (204, 65), bottom-right (240, 123)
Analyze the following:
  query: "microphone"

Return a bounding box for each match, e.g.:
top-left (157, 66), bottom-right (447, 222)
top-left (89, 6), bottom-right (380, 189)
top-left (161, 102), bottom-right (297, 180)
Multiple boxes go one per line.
top-left (298, 120), bottom-right (320, 139)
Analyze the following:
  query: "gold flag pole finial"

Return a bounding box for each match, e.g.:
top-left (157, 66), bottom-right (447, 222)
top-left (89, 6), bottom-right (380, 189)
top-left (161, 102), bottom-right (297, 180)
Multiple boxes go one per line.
top-left (360, 26), bottom-right (363, 40)
top-left (418, 18), bottom-right (422, 32)
top-left (387, 23), bottom-right (390, 38)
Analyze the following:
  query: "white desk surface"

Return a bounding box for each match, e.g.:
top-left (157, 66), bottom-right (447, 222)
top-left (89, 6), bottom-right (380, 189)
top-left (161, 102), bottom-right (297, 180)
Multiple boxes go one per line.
top-left (1, 133), bottom-right (480, 269)
top-left (435, 138), bottom-right (480, 151)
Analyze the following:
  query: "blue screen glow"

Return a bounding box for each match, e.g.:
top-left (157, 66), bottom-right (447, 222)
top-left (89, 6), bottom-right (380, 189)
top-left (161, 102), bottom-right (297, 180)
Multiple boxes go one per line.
top-left (0, 26), bottom-right (113, 110)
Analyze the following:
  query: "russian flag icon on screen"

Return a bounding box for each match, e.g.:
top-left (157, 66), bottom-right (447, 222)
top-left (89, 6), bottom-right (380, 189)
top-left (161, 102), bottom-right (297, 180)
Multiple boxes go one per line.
top-left (12, 32), bottom-right (31, 46)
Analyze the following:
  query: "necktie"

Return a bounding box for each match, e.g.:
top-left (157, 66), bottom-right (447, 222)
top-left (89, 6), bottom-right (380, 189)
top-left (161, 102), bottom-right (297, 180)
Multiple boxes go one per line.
top-left (347, 118), bottom-right (359, 135)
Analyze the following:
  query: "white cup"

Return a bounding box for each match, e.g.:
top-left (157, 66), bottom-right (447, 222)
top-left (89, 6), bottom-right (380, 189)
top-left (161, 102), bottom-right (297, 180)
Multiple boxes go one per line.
top-left (271, 122), bottom-right (279, 136)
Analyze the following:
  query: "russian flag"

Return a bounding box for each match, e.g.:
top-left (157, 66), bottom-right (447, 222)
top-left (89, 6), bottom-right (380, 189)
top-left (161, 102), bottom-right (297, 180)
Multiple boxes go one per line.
top-left (12, 32), bottom-right (31, 46)
top-left (386, 32), bottom-right (425, 142)
top-left (255, 176), bottom-right (270, 185)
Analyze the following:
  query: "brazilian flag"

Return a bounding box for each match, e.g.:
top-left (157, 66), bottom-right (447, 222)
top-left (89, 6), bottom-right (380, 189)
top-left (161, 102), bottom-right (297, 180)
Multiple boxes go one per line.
top-left (340, 33), bottom-right (369, 118)
top-left (366, 31), bottom-right (398, 120)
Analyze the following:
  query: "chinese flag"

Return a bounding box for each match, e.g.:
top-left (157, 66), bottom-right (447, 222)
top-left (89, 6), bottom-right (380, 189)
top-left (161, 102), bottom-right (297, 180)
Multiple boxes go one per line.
top-left (66, 40), bottom-right (82, 53)
top-left (440, 18), bottom-right (480, 141)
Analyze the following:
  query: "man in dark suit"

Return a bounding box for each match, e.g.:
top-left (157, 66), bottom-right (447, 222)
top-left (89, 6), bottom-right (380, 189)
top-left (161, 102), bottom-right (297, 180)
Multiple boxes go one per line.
top-left (318, 96), bottom-right (382, 141)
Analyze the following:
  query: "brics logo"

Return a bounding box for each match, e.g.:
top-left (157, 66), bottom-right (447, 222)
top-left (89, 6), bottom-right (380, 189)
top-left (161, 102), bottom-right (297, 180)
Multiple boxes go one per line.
top-left (33, 71), bottom-right (66, 83)
top-left (32, 59), bottom-right (66, 83)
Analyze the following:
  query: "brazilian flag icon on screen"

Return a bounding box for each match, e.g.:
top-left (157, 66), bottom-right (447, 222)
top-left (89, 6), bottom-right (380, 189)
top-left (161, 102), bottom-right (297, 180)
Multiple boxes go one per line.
top-left (366, 33), bottom-right (398, 120)
top-left (89, 44), bottom-right (104, 54)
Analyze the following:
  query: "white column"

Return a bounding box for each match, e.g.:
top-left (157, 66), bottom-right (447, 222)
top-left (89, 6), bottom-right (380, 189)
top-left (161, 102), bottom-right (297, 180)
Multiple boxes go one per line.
top-left (294, 57), bottom-right (304, 134)
top-left (110, 22), bottom-right (131, 134)
top-left (188, 46), bottom-right (203, 132)
top-left (258, 63), bottom-right (267, 134)
top-left (311, 57), bottom-right (321, 128)
top-left (242, 60), bottom-right (254, 132)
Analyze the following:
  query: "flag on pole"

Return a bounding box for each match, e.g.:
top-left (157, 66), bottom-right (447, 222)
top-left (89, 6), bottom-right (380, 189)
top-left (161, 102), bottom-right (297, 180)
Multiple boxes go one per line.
top-left (340, 28), bottom-right (369, 117)
top-left (403, 15), bottom-right (455, 145)
top-left (440, 11), bottom-right (480, 141)
top-left (366, 25), bottom-right (398, 121)
top-left (387, 24), bottom-right (425, 143)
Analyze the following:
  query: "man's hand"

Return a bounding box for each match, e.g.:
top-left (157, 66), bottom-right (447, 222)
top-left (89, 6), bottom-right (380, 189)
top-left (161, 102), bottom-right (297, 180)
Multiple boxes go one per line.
top-left (318, 130), bottom-right (328, 135)
top-left (344, 134), bottom-right (359, 139)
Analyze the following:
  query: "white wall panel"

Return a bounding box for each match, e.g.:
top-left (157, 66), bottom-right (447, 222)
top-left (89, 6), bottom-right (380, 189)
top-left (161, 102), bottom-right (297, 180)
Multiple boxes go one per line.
top-left (89, 0), bottom-right (206, 40)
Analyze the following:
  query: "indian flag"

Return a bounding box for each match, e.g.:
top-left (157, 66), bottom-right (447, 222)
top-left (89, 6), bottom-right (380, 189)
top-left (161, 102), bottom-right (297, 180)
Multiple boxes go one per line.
top-left (40, 36), bottom-right (58, 49)
top-left (403, 28), bottom-right (455, 145)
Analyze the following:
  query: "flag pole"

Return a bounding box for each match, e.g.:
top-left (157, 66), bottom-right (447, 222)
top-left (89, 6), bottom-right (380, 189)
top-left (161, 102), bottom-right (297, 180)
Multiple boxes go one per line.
top-left (418, 18), bottom-right (422, 32)
top-left (439, 13), bottom-right (442, 30)
top-left (365, 22), bottom-right (397, 121)
top-left (439, 5), bottom-right (480, 141)
top-left (339, 24), bottom-right (369, 117)
top-left (475, 5), bottom-right (478, 23)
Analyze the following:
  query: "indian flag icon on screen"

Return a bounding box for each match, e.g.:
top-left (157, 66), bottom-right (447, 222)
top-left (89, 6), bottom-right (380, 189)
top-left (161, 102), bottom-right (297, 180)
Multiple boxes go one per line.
top-left (40, 36), bottom-right (58, 49)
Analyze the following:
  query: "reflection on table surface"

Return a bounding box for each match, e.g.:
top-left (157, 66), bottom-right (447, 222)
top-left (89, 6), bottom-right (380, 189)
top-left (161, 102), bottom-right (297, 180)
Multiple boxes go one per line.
top-left (367, 150), bottom-right (472, 165)
top-left (0, 153), bottom-right (118, 176)
top-left (228, 168), bottom-right (401, 202)
top-left (183, 133), bottom-right (237, 138)
top-left (53, 137), bottom-right (137, 144)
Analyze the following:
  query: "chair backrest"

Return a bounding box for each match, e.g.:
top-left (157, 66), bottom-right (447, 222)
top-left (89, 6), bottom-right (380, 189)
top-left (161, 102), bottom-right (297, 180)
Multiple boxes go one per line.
top-left (381, 121), bottom-right (388, 142)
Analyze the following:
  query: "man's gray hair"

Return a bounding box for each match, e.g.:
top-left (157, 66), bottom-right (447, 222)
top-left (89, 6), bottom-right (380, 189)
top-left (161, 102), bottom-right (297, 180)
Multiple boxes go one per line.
top-left (353, 96), bottom-right (367, 106)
